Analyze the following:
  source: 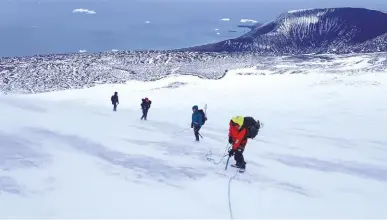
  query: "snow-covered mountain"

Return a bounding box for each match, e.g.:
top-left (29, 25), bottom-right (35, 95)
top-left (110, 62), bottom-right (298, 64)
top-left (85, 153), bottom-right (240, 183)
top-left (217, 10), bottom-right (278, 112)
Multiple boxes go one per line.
top-left (1, 68), bottom-right (386, 218)
top-left (183, 8), bottom-right (387, 54)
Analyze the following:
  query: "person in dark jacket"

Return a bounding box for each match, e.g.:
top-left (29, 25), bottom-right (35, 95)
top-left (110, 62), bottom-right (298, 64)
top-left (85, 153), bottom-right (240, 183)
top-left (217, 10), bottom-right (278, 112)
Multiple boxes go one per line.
top-left (111, 92), bottom-right (119, 111)
top-left (140, 97), bottom-right (152, 120)
top-left (191, 105), bottom-right (203, 142)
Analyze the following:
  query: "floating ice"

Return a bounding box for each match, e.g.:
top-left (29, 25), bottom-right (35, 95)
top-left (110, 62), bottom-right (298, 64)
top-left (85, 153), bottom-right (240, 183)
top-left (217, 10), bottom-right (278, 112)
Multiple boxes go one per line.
top-left (240, 19), bottom-right (258, 23)
top-left (73, 9), bottom-right (96, 15)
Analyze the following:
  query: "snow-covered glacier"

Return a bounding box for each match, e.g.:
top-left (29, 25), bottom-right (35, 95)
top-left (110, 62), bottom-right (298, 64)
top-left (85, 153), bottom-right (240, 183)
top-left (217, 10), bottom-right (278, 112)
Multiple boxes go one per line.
top-left (1, 67), bottom-right (386, 218)
top-left (184, 8), bottom-right (387, 54)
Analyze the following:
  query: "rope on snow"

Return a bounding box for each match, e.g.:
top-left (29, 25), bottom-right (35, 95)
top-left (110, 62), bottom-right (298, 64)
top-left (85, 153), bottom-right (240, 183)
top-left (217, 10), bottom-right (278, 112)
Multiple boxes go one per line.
top-left (172, 127), bottom-right (191, 134)
top-left (205, 149), bottom-right (227, 164)
top-left (205, 144), bottom-right (231, 164)
top-left (172, 127), bottom-right (203, 139)
top-left (228, 168), bottom-right (240, 219)
top-left (204, 143), bottom-right (239, 219)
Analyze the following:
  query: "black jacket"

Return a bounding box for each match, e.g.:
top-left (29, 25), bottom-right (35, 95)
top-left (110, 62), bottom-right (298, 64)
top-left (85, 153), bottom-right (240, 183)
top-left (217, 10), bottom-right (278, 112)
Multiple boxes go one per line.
top-left (111, 95), bottom-right (119, 104)
top-left (141, 99), bottom-right (151, 110)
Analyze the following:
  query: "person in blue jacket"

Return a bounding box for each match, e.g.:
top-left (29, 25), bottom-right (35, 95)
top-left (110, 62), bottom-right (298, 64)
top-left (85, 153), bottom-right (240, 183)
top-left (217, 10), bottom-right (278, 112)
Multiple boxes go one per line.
top-left (191, 105), bottom-right (203, 142)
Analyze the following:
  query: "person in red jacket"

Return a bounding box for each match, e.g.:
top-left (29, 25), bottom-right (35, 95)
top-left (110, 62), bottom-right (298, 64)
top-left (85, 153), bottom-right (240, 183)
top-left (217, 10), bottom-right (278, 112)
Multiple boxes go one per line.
top-left (228, 116), bottom-right (261, 172)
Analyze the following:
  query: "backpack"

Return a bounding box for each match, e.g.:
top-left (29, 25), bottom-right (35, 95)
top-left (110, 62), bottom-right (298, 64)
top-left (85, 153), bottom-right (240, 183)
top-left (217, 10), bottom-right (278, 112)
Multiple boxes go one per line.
top-left (198, 109), bottom-right (207, 125)
top-left (243, 117), bottom-right (260, 139)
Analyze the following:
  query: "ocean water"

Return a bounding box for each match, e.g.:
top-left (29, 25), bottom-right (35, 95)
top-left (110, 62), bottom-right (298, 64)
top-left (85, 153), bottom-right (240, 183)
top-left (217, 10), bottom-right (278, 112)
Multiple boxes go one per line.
top-left (0, 0), bottom-right (385, 58)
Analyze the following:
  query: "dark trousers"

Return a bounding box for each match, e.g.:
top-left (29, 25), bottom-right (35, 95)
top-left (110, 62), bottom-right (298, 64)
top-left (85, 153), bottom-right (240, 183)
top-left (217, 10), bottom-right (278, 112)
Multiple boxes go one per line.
top-left (113, 103), bottom-right (117, 111)
top-left (234, 147), bottom-right (246, 168)
top-left (193, 125), bottom-right (201, 141)
top-left (141, 108), bottom-right (148, 120)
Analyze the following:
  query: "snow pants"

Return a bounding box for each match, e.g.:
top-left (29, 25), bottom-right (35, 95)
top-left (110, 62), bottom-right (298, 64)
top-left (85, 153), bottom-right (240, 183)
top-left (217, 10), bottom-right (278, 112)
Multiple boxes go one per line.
top-left (141, 108), bottom-right (149, 120)
top-left (193, 125), bottom-right (201, 141)
top-left (234, 147), bottom-right (246, 168)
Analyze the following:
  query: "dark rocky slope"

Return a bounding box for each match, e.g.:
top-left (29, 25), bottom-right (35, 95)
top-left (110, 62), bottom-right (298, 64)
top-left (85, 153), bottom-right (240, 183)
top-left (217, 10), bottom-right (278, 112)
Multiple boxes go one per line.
top-left (1, 51), bottom-right (386, 94)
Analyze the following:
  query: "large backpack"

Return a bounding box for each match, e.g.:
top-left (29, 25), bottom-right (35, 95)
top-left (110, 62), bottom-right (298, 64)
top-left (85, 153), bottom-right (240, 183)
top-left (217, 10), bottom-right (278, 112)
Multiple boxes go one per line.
top-left (242, 117), bottom-right (260, 139)
top-left (198, 109), bottom-right (207, 125)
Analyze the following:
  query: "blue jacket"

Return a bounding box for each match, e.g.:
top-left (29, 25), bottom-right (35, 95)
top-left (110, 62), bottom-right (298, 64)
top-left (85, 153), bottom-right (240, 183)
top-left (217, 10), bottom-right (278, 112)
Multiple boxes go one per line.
top-left (192, 111), bottom-right (202, 127)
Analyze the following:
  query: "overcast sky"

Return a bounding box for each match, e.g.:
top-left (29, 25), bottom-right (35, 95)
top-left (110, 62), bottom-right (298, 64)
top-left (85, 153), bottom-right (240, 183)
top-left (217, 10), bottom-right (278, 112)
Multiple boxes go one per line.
top-left (0, 0), bottom-right (385, 25)
top-left (126, 0), bottom-right (387, 22)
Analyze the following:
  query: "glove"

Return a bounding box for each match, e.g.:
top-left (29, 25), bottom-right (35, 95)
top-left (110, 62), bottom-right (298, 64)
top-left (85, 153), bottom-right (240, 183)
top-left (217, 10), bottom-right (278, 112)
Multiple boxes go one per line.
top-left (228, 149), bottom-right (234, 157)
top-left (228, 136), bottom-right (233, 144)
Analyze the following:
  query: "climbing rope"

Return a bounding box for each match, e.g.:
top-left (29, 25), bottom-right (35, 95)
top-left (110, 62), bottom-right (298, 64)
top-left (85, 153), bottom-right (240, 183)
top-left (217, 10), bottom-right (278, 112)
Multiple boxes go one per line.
top-left (205, 150), bottom-right (227, 164)
top-left (204, 143), bottom-right (239, 219)
top-left (172, 127), bottom-right (191, 134)
top-left (172, 127), bottom-right (203, 139)
top-left (228, 168), bottom-right (240, 219)
top-left (205, 144), bottom-right (231, 164)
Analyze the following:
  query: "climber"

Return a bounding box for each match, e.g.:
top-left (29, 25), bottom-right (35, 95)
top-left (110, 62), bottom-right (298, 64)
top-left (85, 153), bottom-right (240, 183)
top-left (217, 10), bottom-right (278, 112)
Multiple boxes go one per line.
top-left (140, 97), bottom-right (152, 120)
top-left (111, 92), bottom-right (119, 111)
top-left (228, 116), bottom-right (261, 172)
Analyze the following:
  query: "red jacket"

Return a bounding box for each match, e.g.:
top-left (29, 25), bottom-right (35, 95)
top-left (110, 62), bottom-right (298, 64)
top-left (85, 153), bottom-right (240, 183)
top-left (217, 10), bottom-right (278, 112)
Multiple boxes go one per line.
top-left (229, 120), bottom-right (248, 151)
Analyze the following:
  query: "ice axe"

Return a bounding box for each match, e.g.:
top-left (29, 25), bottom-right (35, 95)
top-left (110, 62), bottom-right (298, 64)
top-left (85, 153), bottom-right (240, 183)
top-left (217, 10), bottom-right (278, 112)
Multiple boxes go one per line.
top-left (225, 155), bottom-right (231, 170)
top-left (199, 103), bottom-right (207, 139)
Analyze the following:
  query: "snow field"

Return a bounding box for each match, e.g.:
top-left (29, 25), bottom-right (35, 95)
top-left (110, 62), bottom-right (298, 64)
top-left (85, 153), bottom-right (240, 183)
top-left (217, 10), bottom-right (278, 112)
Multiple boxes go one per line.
top-left (0, 69), bottom-right (386, 218)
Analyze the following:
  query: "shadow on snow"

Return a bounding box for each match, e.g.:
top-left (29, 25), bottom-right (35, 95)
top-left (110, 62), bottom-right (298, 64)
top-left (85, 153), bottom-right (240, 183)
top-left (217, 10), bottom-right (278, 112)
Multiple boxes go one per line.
top-left (0, 131), bottom-right (50, 195)
top-left (266, 153), bottom-right (387, 182)
top-left (25, 127), bottom-right (207, 185)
